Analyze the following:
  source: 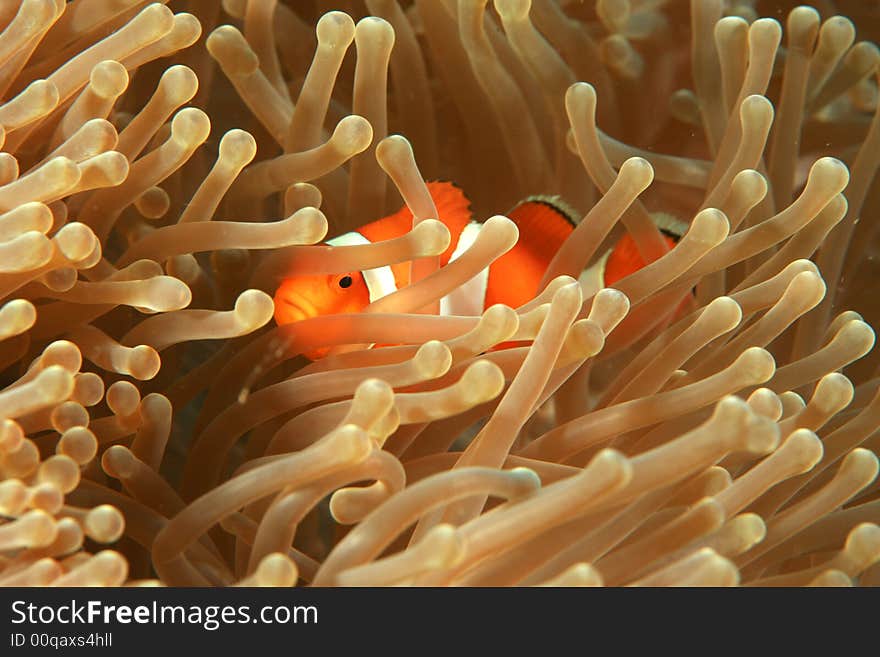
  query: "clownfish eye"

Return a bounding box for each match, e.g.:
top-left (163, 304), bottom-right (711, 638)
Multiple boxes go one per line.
top-left (338, 275), bottom-right (353, 289)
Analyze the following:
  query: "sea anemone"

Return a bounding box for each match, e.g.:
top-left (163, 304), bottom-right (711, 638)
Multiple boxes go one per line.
top-left (0, 0), bottom-right (878, 587)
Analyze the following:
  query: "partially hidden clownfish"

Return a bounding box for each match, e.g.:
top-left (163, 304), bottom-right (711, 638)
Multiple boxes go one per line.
top-left (273, 182), bottom-right (685, 359)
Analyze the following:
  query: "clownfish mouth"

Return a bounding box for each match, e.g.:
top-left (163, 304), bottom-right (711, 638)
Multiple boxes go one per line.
top-left (279, 297), bottom-right (319, 323)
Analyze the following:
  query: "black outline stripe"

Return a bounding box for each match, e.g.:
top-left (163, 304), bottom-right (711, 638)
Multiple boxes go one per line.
top-left (659, 227), bottom-right (682, 242)
top-left (510, 194), bottom-right (580, 228)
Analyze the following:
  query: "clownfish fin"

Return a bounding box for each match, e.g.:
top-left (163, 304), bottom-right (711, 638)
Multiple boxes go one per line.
top-left (427, 180), bottom-right (473, 230)
top-left (360, 180), bottom-right (473, 266)
top-left (602, 212), bottom-right (689, 287)
top-left (427, 181), bottom-right (473, 263)
top-left (481, 195), bottom-right (577, 309)
top-left (602, 212), bottom-right (696, 318)
top-left (508, 194), bottom-right (579, 227)
top-left (505, 195), bottom-right (577, 262)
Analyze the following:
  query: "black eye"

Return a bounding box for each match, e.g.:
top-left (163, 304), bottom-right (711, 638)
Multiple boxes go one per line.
top-left (338, 275), bottom-right (353, 289)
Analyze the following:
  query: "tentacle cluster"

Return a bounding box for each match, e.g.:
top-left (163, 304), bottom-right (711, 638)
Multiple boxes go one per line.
top-left (0, 1), bottom-right (878, 587)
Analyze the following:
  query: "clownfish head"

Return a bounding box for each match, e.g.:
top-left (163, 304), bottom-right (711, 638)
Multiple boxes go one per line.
top-left (273, 272), bottom-right (372, 360)
top-left (272, 181), bottom-right (471, 360)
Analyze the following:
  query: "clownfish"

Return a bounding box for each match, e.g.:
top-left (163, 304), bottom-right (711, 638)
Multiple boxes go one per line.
top-left (594, 211), bottom-right (688, 287)
top-left (273, 182), bottom-right (685, 359)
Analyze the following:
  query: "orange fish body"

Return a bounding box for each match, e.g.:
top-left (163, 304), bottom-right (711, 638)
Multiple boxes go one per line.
top-left (273, 183), bottom-right (683, 359)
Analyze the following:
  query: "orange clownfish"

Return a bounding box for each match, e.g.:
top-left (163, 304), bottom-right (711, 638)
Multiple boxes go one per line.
top-left (594, 211), bottom-right (688, 287)
top-left (273, 182), bottom-right (685, 359)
